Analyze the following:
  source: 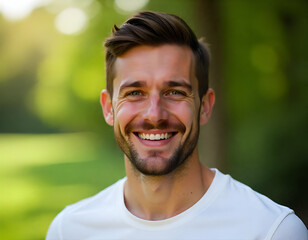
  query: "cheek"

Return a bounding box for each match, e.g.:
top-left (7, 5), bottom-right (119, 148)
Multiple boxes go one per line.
top-left (114, 102), bottom-right (140, 130)
top-left (168, 101), bottom-right (195, 127)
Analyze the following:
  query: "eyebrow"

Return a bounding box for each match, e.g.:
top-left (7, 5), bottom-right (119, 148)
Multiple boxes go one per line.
top-left (118, 79), bottom-right (192, 93)
top-left (118, 80), bottom-right (146, 93)
top-left (165, 80), bottom-right (192, 92)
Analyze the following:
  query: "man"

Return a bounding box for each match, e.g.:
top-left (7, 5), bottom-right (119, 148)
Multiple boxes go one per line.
top-left (46, 11), bottom-right (307, 239)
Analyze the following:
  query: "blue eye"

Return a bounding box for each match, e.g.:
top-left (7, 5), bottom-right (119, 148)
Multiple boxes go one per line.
top-left (128, 91), bottom-right (142, 96)
top-left (167, 90), bottom-right (185, 96)
top-left (170, 90), bottom-right (181, 95)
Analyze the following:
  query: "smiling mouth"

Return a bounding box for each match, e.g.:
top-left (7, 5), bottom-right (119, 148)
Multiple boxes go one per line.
top-left (135, 132), bottom-right (176, 141)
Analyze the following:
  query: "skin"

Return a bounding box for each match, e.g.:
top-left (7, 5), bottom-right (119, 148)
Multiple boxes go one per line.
top-left (101, 44), bottom-right (215, 220)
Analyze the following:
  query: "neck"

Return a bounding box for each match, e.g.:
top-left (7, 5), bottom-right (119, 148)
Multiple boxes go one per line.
top-left (123, 149), bottom-right (215, 220)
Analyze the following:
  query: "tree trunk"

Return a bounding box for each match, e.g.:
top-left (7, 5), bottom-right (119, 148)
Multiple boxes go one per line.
top-left (195, 0), bottom-right (227, 171)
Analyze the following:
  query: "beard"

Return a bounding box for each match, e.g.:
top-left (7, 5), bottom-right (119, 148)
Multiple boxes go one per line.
top-left (114, 119), bottom-right (200, 176)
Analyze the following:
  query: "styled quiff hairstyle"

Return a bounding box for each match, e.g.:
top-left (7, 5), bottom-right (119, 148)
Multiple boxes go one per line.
top-left (104, 11), bottom-right (210, 99)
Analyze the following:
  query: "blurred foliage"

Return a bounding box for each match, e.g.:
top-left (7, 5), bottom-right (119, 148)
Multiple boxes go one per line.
top-left (0, 0), bottom-right (307, 239)
top-left (0, 133), bottom-right (125, 240)
top-left (221, 0), bottom-right (308, 223)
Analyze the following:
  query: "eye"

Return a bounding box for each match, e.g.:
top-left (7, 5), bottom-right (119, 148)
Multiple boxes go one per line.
top-left (169, 90), bottom-right (182, 95)
top-left (166, 90), bottom-right (186, 97)
top-left (127, 91), bottom-right (142, 96)
top-left (124, 90), bottom-right (145, 100)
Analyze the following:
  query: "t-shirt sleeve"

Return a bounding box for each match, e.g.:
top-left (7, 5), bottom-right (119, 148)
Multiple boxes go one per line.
top-left (45, 212), bottom-right (64, 240)
top-left (271, 213), bottom-right (307, 240)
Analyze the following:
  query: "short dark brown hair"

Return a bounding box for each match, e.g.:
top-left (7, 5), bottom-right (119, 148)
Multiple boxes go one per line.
top-left (104, 11), bottom-right (210, 99)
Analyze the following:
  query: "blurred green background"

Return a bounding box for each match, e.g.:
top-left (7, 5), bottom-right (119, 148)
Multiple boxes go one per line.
top-left (0, 0), bottom-right (307, 239)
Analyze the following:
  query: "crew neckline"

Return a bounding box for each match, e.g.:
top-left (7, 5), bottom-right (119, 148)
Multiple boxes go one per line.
top-left (117, 168), bottom-right (227, 230)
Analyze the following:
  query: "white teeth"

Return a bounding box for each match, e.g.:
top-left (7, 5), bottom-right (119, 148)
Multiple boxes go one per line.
top-left (138, 133), bottom-right (172, 140)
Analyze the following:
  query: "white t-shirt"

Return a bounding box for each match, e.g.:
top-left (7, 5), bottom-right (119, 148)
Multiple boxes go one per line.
top-left (46, 169), bottom-right (307, 240)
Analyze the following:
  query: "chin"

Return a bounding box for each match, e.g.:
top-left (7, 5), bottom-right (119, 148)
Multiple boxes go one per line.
top-left (128, 147), bottom-right (187, 176)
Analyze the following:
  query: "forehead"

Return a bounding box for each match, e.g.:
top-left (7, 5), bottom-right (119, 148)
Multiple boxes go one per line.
top-left (113, 44), bottom-right (196, 88)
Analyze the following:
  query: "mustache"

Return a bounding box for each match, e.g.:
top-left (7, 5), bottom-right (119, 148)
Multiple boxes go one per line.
top-left (125, 120), bottom-right (186, 134)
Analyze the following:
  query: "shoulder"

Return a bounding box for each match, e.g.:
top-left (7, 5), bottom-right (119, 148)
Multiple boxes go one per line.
top-left (213, 170), bottom-right (306, 238)
top-left (270, 213), bottom-right (307, 240)
top-left (216, 170), bottom-right (291, 216)
top-left (46, 178), bottom-right (126, 240)
top-left (222, 171), bottom-right (291, 216)
top-left (63, 177), bottom-right (125, 215)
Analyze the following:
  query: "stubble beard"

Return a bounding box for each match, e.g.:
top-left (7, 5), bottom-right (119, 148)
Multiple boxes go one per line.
top-left (114, 122), bottom-right (200, 176)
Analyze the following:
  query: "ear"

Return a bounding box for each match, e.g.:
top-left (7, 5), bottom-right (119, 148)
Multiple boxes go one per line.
top-left (100, 89), bottom-right (114, 126)
top-left (199, 88), bottom-right (215, 125)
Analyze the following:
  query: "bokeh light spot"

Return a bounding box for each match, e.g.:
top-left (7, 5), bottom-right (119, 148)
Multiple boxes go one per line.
top-left (0, 0), bottom-right (50, 21)
top-left (114, 0), bottom-right (149, 13)
top-left (54, 7), bottom-right (88, 35)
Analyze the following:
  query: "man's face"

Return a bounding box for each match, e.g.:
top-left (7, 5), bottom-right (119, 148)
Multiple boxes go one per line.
top-left (103, 45), bottom-right (210, 176)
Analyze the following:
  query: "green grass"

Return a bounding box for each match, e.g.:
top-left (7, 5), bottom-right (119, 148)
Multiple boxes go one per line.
top-left (0, 133), bottom-right (125, 240)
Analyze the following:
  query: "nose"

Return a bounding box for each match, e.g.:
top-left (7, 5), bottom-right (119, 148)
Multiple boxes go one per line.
top-left (143, 93), bottom-right (168, 123)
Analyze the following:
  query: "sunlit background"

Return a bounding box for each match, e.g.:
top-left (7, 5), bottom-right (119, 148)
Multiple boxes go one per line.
top-left (0, 0), bottom-right (307, 239)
